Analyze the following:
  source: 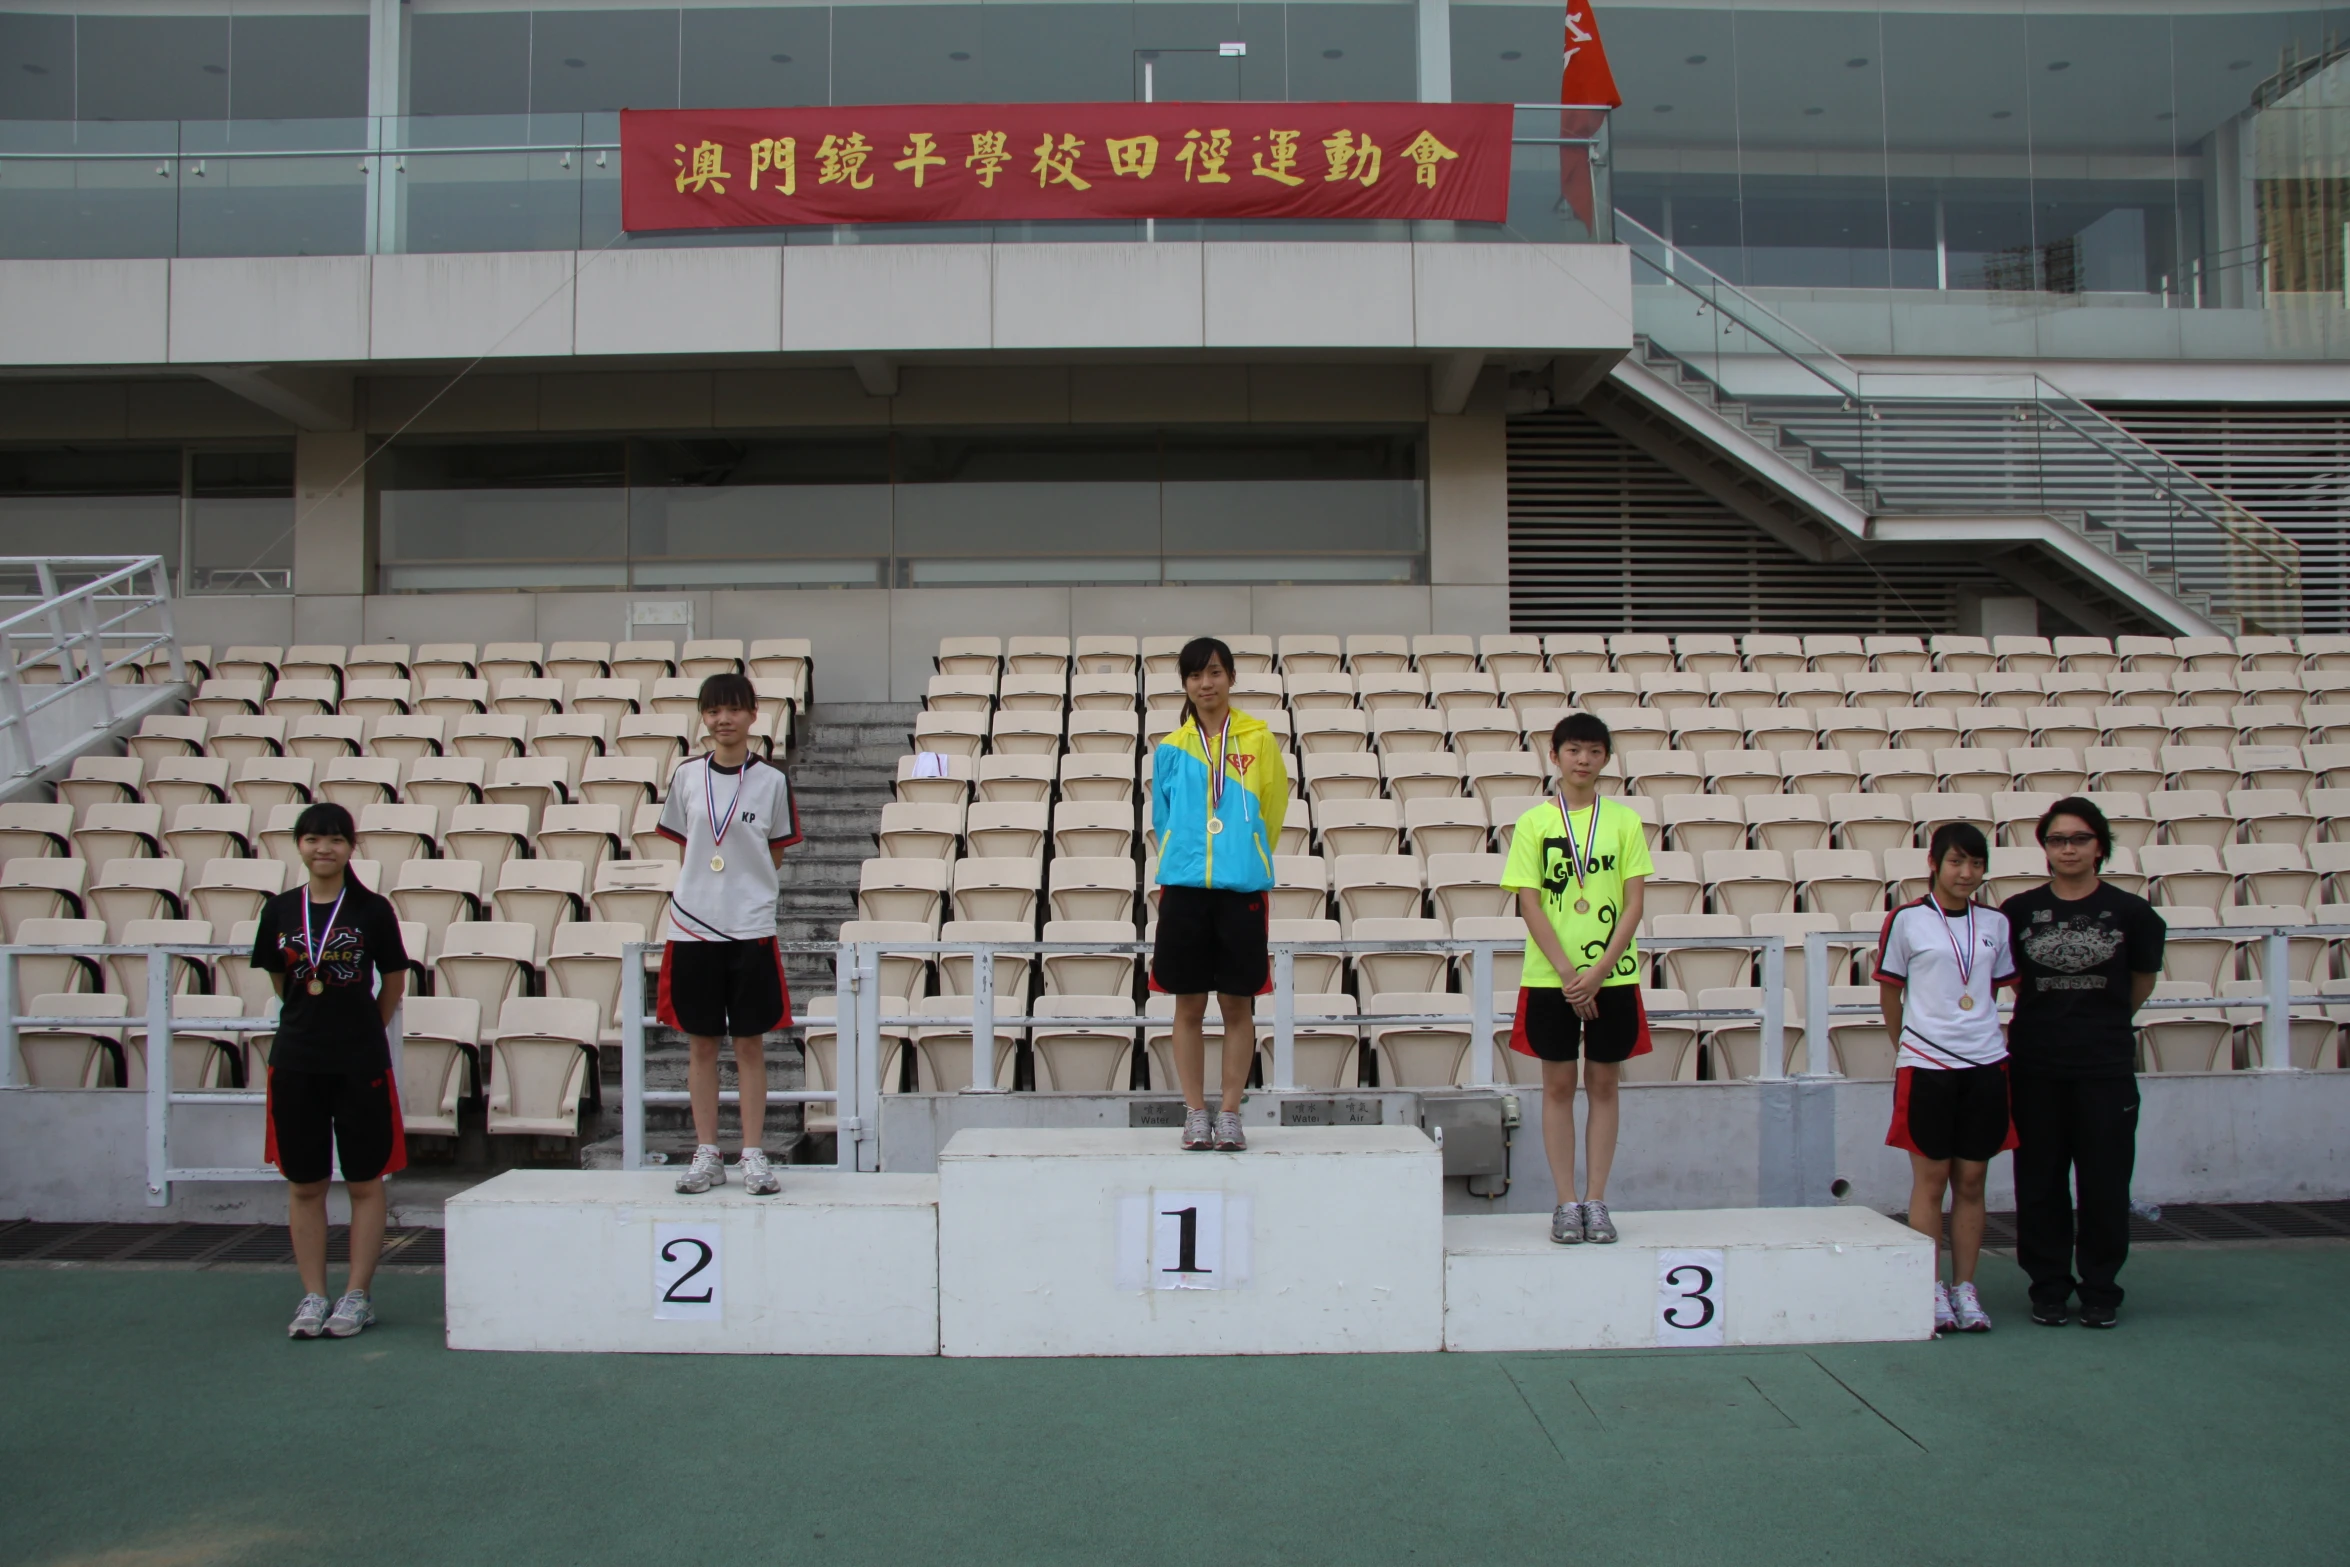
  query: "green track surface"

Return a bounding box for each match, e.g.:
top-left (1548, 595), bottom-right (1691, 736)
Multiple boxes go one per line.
top-left (4, 1248), bottom-right (2345, 1567)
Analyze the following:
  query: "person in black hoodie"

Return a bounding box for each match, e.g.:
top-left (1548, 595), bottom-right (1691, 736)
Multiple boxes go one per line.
top-left (1998, 797), bottom-right (2165, 1328)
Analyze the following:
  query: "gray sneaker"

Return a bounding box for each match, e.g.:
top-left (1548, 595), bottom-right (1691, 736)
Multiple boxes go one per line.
top-left (1213, 1111), bottom-right (1247, 1151)
top-left (1581, 1199), bottom-right (1618, 1244)
top-left (288, 1292), bottom-right (329, 1339)
top-left (737, 1146), bottom-right (782, 1196)
top-left (674, 1144), bottom-right (726, 1194)
top-left (1181, 1107), bottom-right (1213, 1150)
top-left (1550, 1204), bottom-right (1585, 1245)
top-left (325, 1289), bottom-right (376, 1338)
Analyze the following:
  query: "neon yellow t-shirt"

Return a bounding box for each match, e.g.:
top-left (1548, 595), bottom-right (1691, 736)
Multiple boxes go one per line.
top-left (1500, 795), bottom-right (1654, 988)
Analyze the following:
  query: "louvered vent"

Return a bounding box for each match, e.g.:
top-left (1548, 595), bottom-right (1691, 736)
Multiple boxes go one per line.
top-left (2094, 403), bottom-right (2350, 634)
top-left (1507, 409), bottom-right (2010, 634)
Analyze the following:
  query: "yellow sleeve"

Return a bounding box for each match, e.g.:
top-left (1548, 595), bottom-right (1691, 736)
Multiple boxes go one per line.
top-left (1255, 737), bottom-right (1288, 848)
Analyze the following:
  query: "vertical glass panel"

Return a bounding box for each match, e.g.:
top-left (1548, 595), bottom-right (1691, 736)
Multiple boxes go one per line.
top-left (0, 14), bottom-right (76, 120)
top-left (189, 451), bottom-right (293, 594)
top-left (408, 13), bottom-right (533, 118)
top-left (1729, 10), bottom-right (1889, 290)
top-left (377, 442), bottom-right (628, 592)
top-left (980, 4), bottom-right (1136, 103)
top-left (1883, 8), bottom-right (2032, 293)
top-left (1603, 7), bottom-right (1739, 277)
top-left (628, 438), bottom-right (892, 587)
top-left (179, 121), bottom-right (369, 258)
top-left (0, 448), bottom-right (182, 567)
top-left (227, 16), bottom-right (369, 121)
top-left (531, 11), bottom-right (682, 114)
top-left (1449, 7), bottom-right (1561, 106)
top-left (895, 483), bottom-right (1161, 583)
top-left (1131, 4), bottom-right (1254, 101)
top-left (680, 9), bottom-right (834, 109)
top-left (393, 114), bottom-right (587, 255)
top-left (2023, 13), bottom-right (2178, 298)
top-left (1283, 3), bottom-right (1416, 102)
top-left (0, 120), bottom-right (182, 260)
top-left (833, 7), bottom-right (987, 106)
top-left (75, 15), bottom-right (231, 123)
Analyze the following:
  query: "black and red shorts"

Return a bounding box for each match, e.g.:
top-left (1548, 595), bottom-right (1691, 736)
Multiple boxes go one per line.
top-left (1509, 984), bottom-right (1650, 1064)
top-left (658, 937), bottom-right (792, 1038)
top-left (1150, 885), bottom-right (1271, 997)
top-left (266, 1066), bottom-right (407, 1185)
top-left (1888, 1062), bottom-right (2018, 1162)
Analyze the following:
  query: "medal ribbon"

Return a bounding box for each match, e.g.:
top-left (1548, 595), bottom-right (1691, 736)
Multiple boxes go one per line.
top-left (300, 885), bottom-right (348, 985)
top-left (1554, 791), bottom-right (1599, 902)
top-left (1207, 715), bottom-right (1230, 812)
top-left (704, 758), bottom-right (747, 854)
top-left (1938, 900), bottom-right (1977, 990)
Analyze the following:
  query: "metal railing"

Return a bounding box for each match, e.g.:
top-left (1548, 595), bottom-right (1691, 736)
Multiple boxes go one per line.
top-left (0, 107), bottom-right (1613, 259)
top-left (1616, 211), bottom-right (2305, 636)
top-left (0, 557), bottom-right (182, 785)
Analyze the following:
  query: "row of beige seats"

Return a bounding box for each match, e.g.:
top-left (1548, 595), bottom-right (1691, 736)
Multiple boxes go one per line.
top-left (0, 800), bottom-right (658, 877)
top-left (149, 639), bottom-right (811, 703)
top-left (125, 711), bottom-right (734, 768)
top-left (188, 677), bottom-right (794, 735)
top-left (924, 667), bottom-right (2350, 718)
top-left (58, 752), bottom-right (673, 819)
top-left (928, 632), bottom-right (2350, 679)
top-left (0, 852), bottom-right (673, 959)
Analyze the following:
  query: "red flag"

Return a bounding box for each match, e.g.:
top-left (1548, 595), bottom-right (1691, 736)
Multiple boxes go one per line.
top-left (1558, 2), bottom-right (1622, 230)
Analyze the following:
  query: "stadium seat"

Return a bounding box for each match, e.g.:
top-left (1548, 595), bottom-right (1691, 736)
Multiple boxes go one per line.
top-left (542, 921), bottom-right (643, 1043)
top-left (896, 752), bottom-right (974, 807)
top-left (1447, 915), bottom-right (1526, 993)
top-left (1368, 992), bottom-right (1471, 1087)
top-left (2138, 981), bottom-right (2230, 1072)
top-left (484, 997), bottom-right (600, 1137)
top-left (1427, 853), bottom-right (1509, 927)
top-left (127, 715), bottom-right (209, 764)
top-left (905, 993), bottom-right (1018, 1091)
top-left (1703, 849), bottom-right (1794, 918)
top-left (1048, 857), bottom-right (1134, 924)
top-left (190, 679), bottom-right (265, 719)
top-left (1935, 747), bottom-right (2012, 796)
top-left (73, 804), bottom-right (163, 868)
top-left (17, 991), bottom-right (127, 1087)
top-left (0, 804), bottom-right (72, 862)
top-left (1383, 752), bottom-right (1464, 802)
top-left (1345, 634), bottom-right (1410, 674)
top-left (913, 711), bottom-right (987, 760)
top-left (2224, 843), bottom-right (2318, 908)
top-left (615, 714), bottom-right (690, 766)
top-left (104, 918), bottom-right (213, 1012)
top-left (1956, 709), bottom-right (2031, 751)
top-left (1302, 753), bottom-right (1382, 806)
top-left (589, 860), bottom-right (675, 931)
top-left (390, 858), bottom-right (485, 963)
top-left (1745, 795), bottom-right (1828, 854)
top-left (484, 757), bottom-right (571, 833)
top-left (263, 677), bottom-right (338, 717)
top-left (410, 645), bottom-right (477, 685)
top-left (2151, 791), bottom-right (2232, 849)
top-left (577, 756), bottom-right (659, 814)
top-left (1071, 672), bottom-right (1141, 711)
top-left (318, 757), bottom-right (400, 811)
top-left (1699, 986), bottom-right (1813, 1077)
top-left (1270, 855), bottom-right (1332, 921)
top-left (1065, 710), bottom-right (1140, 757)
top-left (1783, 753), bottom-right (1861, 799)
top-left (2152, 909), bottom-right (2230, 988)
top-left (208, 715), bottom-right (286, 763)
top-left (949, 858), bottom-right (1041, 926)
top-left (1794, 850), bottom-right (1883, 918)
top-left (857, 859), bottom-right (947, 926)
top-left (60, 756), bottom-right (145, 812)
top-left (1643, 851), bottom-right (1703, 917)
top-left (492, 860), bottom-right (587, 960)
top-left (1070, 636), bottom-right (1136, 677)
top-left (450, 714), bottom-right (529, 763)
top-left (989, 710), bottom-right (1063, 758)
top-left (974, 754), bottom-right (1054, 805)
top-left (1315, 798), bottom-right (1400, 859)
top-left (1046, 755), bottom-right (1124, 806)
top-left (1263, 918), bottom-right (1342, 994)
top-left (570, 677), bottom-right (642, 720)
top-left (1705, 751), bottom-right (1783, 801)
top-left (1021, 996), bottom-right (1134, 1092)
top-left (1052, 801), bottom-right (1133, 860)
top-left (0, 857), bottom-right (87, 936)
top-left (397, 994), bottom-right (481, 1134)
top-left (1333, 855), bottom-right (1424, 931)
top-left (1294, 709), bottom-right (1370, 755)
top-left (186, 856), bottom-right (285, 929)
top-left (432, 922), bottom-right (537, 1016)
top-left (877, 802), bottom-right (964, 860)
top-left (1403, 796), bottom-right (1488, 858)
top-left (88, 857), bottom-right (185, 939)
top-left (2219, 978), bottom-right (2327, 1070)
top-left (356, 803), bottom-right (439, 869)
top-left (1740, 633), bottom-right (1807, 673)
top-left (536, 804), bottom-right (624, 875)
top-left (1038, 919), bottom-right (1137, 998)
top-left (1276, 634), bottom-right (1344, 675)
top-left (1885, 711), bottom-right (1960, 753)
top-left (445, 804), bottom-right (534, 876)
top-left (2010, 747), bottom-right (2087, 794)
top-left (956, 801), bottom-right (1038, 860)
top-left (931, 920), bottom-right (1031, 1006)
top-left (1858, 749), bottom-right (1936, 801)
top-left (15, 919), bottom-right (106, 996)
top-left (1653, 914), bottom-right (1749, 995)
top-left (997, 670), bottom-right (1068, 712)
top-left (1348, 917), bottom-right (1449, 994)
top-left (366, 716), bottom-right (446, 765)
top-left (1991, 791), bottom-right (2058, 848)
top-left (528, 714), bottom-right (610, 775)
top-left (159, 803), bottom-right (255, 875)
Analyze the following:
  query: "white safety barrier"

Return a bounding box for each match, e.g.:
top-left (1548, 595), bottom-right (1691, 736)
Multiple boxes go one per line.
top-left (0, 555), bottom-right (183, 786)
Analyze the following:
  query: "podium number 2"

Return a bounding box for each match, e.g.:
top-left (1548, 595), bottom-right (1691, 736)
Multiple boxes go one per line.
top-left (1654, 1247), bottom-right (1726, 1346)
top-left (662, 1238), bottom-right (715, 1303)
top-left (654, 1222), bottom-right (723, 1320)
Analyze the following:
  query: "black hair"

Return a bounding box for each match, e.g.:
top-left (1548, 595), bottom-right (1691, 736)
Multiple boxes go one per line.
top-left (2035, 796), bottom-right (2113, 866)
top-left (292, 801), bottom-right (368, 890)
top-left (1549, 710), bottom-right (1614, 759)
top-left (697, 671), bottom-right (758, 714)
top-left (1927, 820), bottom-right (1991, 875)
top-left (1177, 636), bottom-right (1237, 734)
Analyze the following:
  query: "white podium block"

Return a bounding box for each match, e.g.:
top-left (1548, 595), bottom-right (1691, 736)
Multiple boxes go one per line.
top-left (1443, 1207), bottom-right (1935, 1353)
top-left (445, 1170), bottom-right (940, 1355)
top-left (938, 1127), bottom-right (1444, 1357)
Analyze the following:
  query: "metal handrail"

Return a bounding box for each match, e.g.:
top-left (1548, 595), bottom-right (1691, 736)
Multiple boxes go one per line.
top-left (0, 557), bottom-right (181, 783)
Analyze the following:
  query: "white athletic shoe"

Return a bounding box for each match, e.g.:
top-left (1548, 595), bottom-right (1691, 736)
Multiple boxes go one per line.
top-left (1951, 1281), bottom-right (1993, 1333)
top-left (325, 1289), bottom-right (376, 1338)
top-left (1933, 1281), bottom-right (1958, 1335)
top-left (737, 1146), bottom-right (782, 1196)
top-left (288, 1292), bottom-right (329, 1339)
top-left (674, 1144), bottom-right (726, 1194)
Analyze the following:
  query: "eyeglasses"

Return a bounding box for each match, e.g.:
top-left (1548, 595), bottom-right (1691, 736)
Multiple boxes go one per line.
top-left (2042, 833), bottom-right (2100, 849)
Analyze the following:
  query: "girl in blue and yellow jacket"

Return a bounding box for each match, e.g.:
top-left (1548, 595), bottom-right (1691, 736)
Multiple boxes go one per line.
top-left (1149, 636), bottom-right (1289, 1152)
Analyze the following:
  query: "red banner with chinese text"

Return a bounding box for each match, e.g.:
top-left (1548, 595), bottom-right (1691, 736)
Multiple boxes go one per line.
top-left (620, 103), bottom-right (1512, 230)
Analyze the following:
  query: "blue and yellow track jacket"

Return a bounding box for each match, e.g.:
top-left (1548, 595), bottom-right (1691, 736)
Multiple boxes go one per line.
top-left (1151, 709), bottom-right (1289, 893)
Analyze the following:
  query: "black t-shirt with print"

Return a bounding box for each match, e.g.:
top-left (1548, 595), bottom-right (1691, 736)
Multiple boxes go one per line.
top-left (250, 882), bottom-right (409, 1074)
top-left (2000, 882), bottom-right (2166, 1079)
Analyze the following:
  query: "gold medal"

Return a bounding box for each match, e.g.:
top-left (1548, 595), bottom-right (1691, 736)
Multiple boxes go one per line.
top-left (1573, 899), bottom-right (1591, 915)
top-left (1959, 993), bottom-right (1976, 1010)
top-left (711, 854), bottom-right (726, 873)
top-left (1207, 818), bottom-right (1223, 835)
top-left (307, 978), bottom-right (324, 996)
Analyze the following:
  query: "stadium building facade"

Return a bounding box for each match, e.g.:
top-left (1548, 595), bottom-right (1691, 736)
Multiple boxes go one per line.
top-left (0, 0), bottom-right (2345, 696)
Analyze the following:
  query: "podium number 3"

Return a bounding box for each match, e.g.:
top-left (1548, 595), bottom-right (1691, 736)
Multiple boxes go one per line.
top-left (661, 1237), bottom-right (715, 1304)
top-left (1662, 1263), bottom-right (1715, 1329)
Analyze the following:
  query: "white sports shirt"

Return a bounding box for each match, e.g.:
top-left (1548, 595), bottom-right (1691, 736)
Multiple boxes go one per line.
top-left (1873, 898), bottom-right (2016, 1070)
top-left (656, 754), bottom-right (799, 942)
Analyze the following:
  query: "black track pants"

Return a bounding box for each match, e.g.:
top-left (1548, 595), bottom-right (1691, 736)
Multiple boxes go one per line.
top-left (2009, 1072), bottom-right (2140, 1311)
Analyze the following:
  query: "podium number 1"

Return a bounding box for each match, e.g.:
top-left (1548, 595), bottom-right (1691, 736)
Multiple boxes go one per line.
top-left (1654, 1247), bottom-right (1725, 1347)
top-left (1152, 1191), bottom-right (1224, 1290)
top-left (654, 1222), bottom-right (723, 1321)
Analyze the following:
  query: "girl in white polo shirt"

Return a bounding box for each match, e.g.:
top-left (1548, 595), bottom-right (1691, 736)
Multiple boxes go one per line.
top-left (1875, 821), bottom-right (2017, 1334)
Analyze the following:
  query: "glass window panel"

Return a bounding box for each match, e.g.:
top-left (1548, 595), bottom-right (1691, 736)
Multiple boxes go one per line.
top-left (1281, 4), bottom-right (1415, 102)
top-left (531, 11), bottom-right (681, 115)
top-left (1605, 7), bottom-right (1739, 277)
top-left (0, 496), bottom-right (179, 566)
top-left (1883, 8), bottom-right (2031, 292)
top-left (897, 430), bottom-right (1162, 483)
top-left (188, 451), bottom-right (292, 594)
top-left (1728, 9), bottom-right (1889, 291)
top-left (0, 14), bottom-right (76, 120)
top-left (227, 16), bottom-right (369, 121)
top-left (393, 113), bottom-right (589, 255)
top-left (1449, 6), bottom-right (1562, 108)
top-left (75, 15), bottom-right (231, 123)
top-left (833, 7), bottom-right (987, 107)
top-left (894, 480), bottom-right (1160, 557)
top-left (408, 13), bottom-right (533, 118)
top-left (1163, 478), bottom-right (1421, 555)
top-left (378, 441), bottom-right (627, 591)
top-left (1131, 4), bottom-right (1258, 101)
top-left (680, 9), bottom-right (833, 110)
top-left (979, 5), bottom-right (1136, 104)
top-left (0, 121), bottom-right (184, 260)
